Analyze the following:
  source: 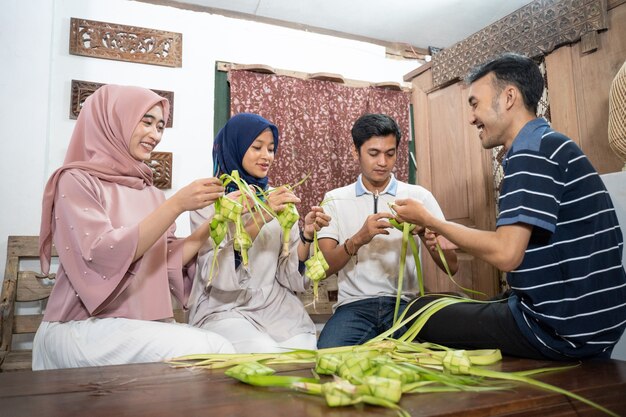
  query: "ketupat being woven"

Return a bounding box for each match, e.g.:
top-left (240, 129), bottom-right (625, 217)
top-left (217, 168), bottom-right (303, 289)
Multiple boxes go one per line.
top-left (277, 202), bottom-right (300, 256)
top-left (608, 60), bottom-right (626, 169)
top-left (305, 229), bottom-right (330, 301)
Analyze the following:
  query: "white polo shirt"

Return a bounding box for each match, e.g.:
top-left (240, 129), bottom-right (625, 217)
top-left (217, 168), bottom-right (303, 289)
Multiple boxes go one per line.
top-left (317, 174), bottom-right (445, 310)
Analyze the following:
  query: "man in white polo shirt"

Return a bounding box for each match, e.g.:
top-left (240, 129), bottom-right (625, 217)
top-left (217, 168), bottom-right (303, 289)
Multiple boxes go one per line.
top-left (316, 113), bottom-right (458, 348)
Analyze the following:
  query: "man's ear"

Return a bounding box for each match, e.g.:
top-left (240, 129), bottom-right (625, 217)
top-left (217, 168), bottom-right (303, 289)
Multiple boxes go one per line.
top-left (504, 85), bottom-right (518, 111)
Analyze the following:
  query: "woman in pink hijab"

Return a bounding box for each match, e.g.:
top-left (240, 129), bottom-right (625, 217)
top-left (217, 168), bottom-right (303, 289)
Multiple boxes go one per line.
top-left (33, 85), bottom-right (234, 370)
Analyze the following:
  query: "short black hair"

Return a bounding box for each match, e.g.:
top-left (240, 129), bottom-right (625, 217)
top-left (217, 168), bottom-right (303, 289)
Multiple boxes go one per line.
top-left (351, 113), bottom-right (401, 151)
top-left (465, 52), bottom-right (544, 114)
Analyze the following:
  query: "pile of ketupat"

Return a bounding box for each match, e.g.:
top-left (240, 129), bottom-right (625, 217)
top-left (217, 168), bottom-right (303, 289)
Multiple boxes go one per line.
top-left (170, 296), bottom-right (619, 417)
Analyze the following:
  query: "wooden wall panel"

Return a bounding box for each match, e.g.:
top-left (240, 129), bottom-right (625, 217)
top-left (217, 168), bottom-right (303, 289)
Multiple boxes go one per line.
top-left (545, 47), bottom-right (582, 145)
top-left (412, 71), bottom-right (433, 191)
top-left (428, 85), bottom-right (469, 221)
top-left (546, 3), bottom-right (626, 174)
top-left (576, 3), bottom-right (626, 173)
top-left (430, 0), bottom-right (608, 89)
top-left (461, 87), bottom-right (500, 297)
top-left (411, 77), bottom-right (499, 298)
top-left (428, 85), bottom-right (472, 294)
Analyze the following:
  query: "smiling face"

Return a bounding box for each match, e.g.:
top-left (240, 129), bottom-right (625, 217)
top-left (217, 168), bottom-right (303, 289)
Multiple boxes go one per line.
top-left (357, 133), bottom-right (397, 191)
top-left (129, 104), bottom-right (165, 161)
top-left (242, 128), bottom-right (276, 179)
top-left (468, 73), bottom-right (510, 150)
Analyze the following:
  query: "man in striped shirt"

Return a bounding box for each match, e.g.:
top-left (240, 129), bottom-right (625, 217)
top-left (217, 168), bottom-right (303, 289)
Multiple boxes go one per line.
top-left (393, 53), bottom-right (626, 360)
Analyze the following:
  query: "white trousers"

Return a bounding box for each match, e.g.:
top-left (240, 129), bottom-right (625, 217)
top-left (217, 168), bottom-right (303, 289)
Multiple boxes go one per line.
top-left (201, 317), bottom-right (317, 353)
top-left (32, 318), bottom-right (235, 370)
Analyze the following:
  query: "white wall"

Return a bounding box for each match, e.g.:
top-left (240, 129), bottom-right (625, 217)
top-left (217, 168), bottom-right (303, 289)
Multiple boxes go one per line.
top-left (0, 0), bottom-right (418, 282)
top-left (1, 0), bottom-right (55, 283)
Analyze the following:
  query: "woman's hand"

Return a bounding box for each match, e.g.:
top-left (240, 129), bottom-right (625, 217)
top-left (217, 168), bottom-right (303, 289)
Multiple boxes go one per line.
top-left (139, 177), bottom-right (222, 262)
top-left (302, 206), bottom-right (331, 240)
top-left (267, 187), bottom-right (301, 214)
top-left (172, 178), bottom-right (224, 212)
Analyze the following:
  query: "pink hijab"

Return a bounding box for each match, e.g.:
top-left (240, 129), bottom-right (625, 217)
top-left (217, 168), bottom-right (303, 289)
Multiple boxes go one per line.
top-left (39, 85), bottom-right (170, 273)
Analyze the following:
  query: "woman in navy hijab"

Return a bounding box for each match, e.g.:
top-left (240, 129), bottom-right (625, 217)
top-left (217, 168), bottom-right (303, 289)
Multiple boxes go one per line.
top-left (188, 113), bottom-right (330, 353)
top-left (213, 113), bottom-right (278, 194)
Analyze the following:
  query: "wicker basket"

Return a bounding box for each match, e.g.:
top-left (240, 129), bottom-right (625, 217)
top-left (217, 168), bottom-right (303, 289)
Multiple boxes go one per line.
top-left (609, 60), bottom-right (626, 171)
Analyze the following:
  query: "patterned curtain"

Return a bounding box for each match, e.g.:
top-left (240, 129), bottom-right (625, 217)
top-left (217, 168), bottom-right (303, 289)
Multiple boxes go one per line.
top-left (229, 70), bottom-right (412, 220)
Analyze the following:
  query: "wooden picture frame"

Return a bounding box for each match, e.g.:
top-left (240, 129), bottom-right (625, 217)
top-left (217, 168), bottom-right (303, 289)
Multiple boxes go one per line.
top-left (145, 151), bottom-right (173, 190)
top-left (70, 80), bottom-right (174, 127)
top-left (69, 17), bottom-right (182, 67)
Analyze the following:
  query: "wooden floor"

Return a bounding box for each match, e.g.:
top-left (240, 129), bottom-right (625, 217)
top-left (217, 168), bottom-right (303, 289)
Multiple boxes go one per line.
top-left (1, 357), bottom-right (625, 416)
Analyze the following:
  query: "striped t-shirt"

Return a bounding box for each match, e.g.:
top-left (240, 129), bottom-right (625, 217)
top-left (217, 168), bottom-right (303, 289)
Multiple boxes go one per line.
top-left (498, 118), bottom-right (626, 359)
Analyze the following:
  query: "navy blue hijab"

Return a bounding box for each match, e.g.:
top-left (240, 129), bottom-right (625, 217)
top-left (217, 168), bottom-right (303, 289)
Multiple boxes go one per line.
top-left (213, 113), bottom-right (279, 194)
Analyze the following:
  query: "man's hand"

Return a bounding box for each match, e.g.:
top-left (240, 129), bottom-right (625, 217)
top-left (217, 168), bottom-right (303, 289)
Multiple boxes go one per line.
top-left (424, 229), bottom-right (458, 252)
top-left (352, 212), bottom-right (394, 246)
top-left (411, 225), bottom-right (426, 236)
top-left (391, 198), bottom-right (433, 228)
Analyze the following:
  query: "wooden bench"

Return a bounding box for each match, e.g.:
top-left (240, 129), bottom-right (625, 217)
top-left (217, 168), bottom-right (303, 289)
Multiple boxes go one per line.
top-left (0, 236), bottom-right (55, 371)
top-left (0, 236), bottom-right (188, 372)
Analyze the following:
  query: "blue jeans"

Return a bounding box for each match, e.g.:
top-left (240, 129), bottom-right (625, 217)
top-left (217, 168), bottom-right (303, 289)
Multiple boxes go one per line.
top-left (317, 297), bottom-right (408, 348)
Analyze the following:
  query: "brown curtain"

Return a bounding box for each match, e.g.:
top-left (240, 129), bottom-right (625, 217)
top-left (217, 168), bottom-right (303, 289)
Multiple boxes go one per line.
top-left (229, 70), bottom-right (411, 219)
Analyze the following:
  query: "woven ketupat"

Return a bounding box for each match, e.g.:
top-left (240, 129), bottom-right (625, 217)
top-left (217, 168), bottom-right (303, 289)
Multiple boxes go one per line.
top-left (609, 60), bottom-right (626, 169)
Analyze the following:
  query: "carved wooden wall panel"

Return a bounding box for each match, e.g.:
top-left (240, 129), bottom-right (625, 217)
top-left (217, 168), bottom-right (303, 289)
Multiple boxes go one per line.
top-left (70, 80), bottom-right (174, 127)
top-left (69, 18), bottom-right (182, 67)
top-left (145, 152), bottom-right (173, 189)
top-left (431, 0), bottom-right (608, 88)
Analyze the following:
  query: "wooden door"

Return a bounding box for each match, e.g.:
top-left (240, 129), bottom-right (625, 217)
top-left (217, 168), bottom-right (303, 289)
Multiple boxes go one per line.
top-left (545, 3), bottom-right (626, 174)
top-left (410, 65), bottom-right (500, 298)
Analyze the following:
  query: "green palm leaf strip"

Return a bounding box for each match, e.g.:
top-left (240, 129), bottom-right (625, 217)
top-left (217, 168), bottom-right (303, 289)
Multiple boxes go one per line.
top-left (440, 349), bottom-right (618, 417)
top-left (393, 221), bottom-right (411, 324)
top-left (408, 237), bottom-right (424, 296)
top-left (386, 216), bottom-right (424, 326)
top-left (388, 217), bottom-right (424, 326)
top-left (434, 241), bottom-right (486, 297)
